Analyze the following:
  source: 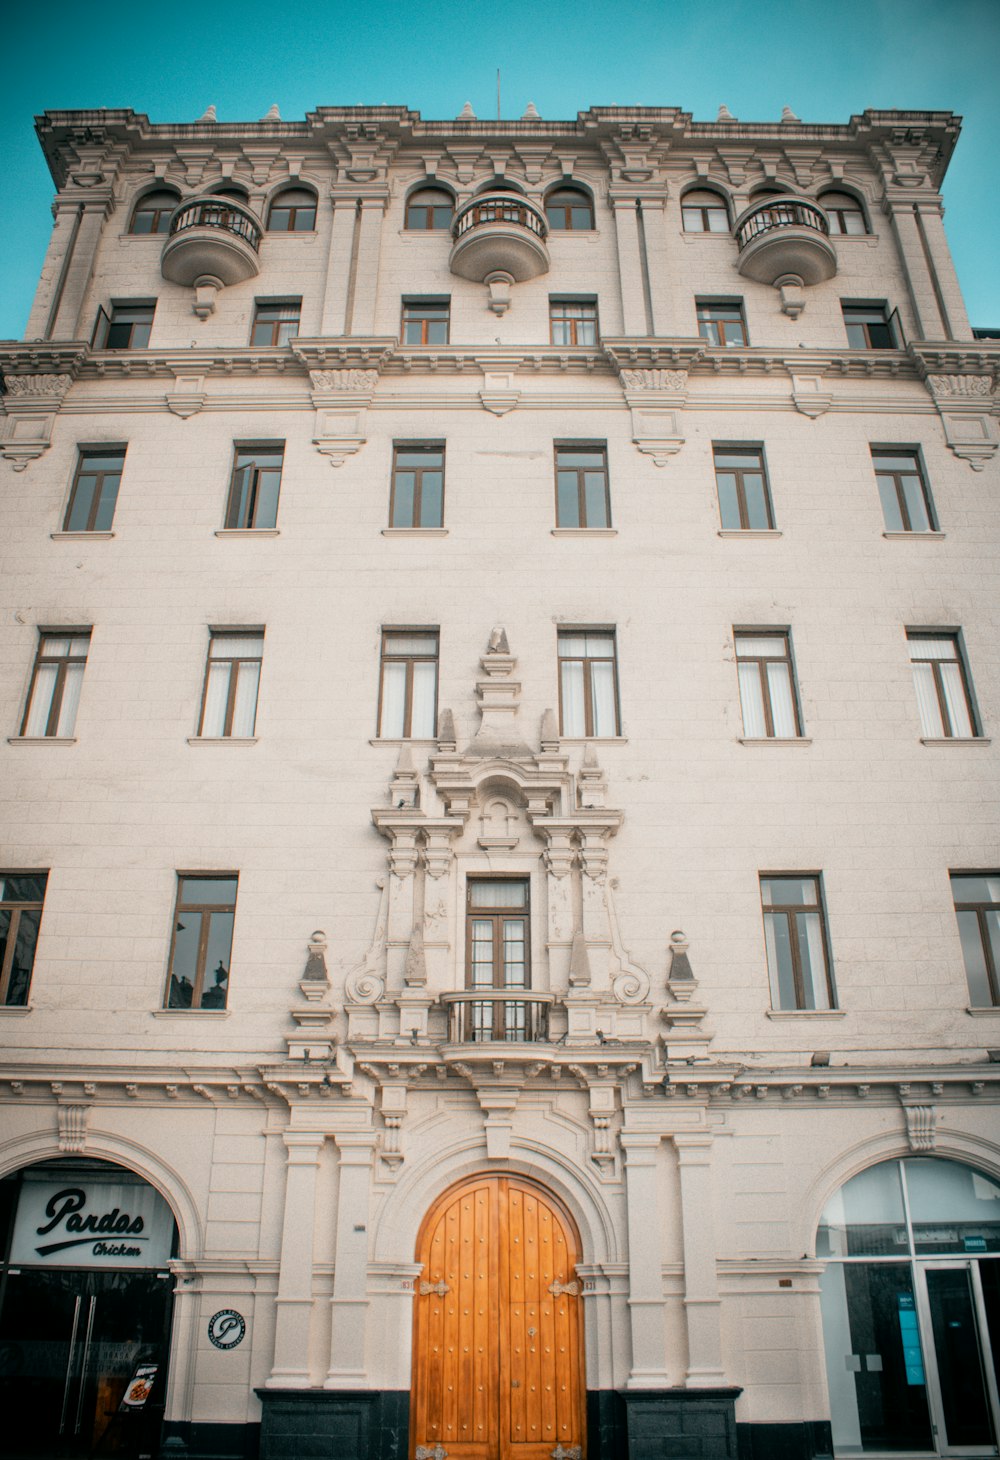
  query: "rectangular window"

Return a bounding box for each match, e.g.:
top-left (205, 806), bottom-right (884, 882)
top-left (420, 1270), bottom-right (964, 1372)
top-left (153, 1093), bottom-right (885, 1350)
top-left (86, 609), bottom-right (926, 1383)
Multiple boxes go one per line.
top-left (390, 443), bottom-right (445, 528)
top-left (713, 445), bottom-right (774, 530)
top-left (378, 629), bottom-right (439, 738)
top-left (697, 300), bottom-right (747, 347)
top-left (549, 298), bottom-right (598, 346)
top-left (63, 447), bottom-right (125, 532)
top-left (198, 632), bottom-right (264, 737)
top-left (735, 631), bottom-right (802, 737)
top-left (842, 304), bottom-right (896, 350)
top-left (0, 873), bottom-right (47, 1008)
top-left (558, 630), bottom-right (620, 737)
top-left (250, 299), bottom-right (301, 346)
top-left (951, 873), bottom-right (1000, 1007)
top-left (166, 874), bottom-right (238, 1010)
top-left (872, 448), bottom-right (935, 532)
top-left (555, 444), bottom-right (610, 529)
top-left (465, 879), bottom-right (530, 1041)
top-left (21, 631), bottom-right (91, 738)
top-left (401, 298), bottom-right (450, 345)
top-left (92, 303), bottom-right (155, 350)
top-left (761, 874), bottom-right (835, 1010)
top-left (907, 632), bottom-right (977, 739)
top-left (224, 443), bottom-right (284, 529)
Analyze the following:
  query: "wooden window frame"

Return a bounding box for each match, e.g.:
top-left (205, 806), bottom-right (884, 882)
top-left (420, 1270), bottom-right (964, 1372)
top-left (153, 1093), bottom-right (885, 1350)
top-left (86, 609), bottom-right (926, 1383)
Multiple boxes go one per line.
top-left (822, 197), bottom-right (869, 236)
top-left (377, 628), bottom-right (439, 739)
top-left (165, 874), bottom-right (238, 1010)
top-left (713, 445), bottom-right (775, 530)
top-left (63, 447), bottom-right (126, 532)
top-left (681, 192), bottom-right (730, 233)
top-left (761, 874), bottom-right (835, 1010)
top-left (842, 304), bottom-right (897, 350)
top-left (129, 195), bottom-right (178, 235)
top-left (224, 443), bottom-right (285, 530)
top-left (389, 443), bottom-right (445, 529)
top-left (951, 873), bottom-right (1000, 1007)
top-left (94, 303), bottom-right (155, 350)
top-left (871, 448), bottom-right (935, 532)
top-left (20, 630), bottom-right (91, 737)
top-left (557, 629), bottom-right (621, 737)
top-left (405, 189), bottom-right (454, 230)
top-left (554, 443), bottom-right (611, 529)
top-left (697, 300), bottom-right (748, 347)
top-left (544, 187), bottom-right (595, 231)
top-left (250, 300), bottom-right (302, 347)
top-left (401, 299), bottom-right (450, 346)
top-left (198, 632), bottom-right (264, 738)
top-left (735, 630), bottom-right (802, 737)
top-left (266, 192), bottom-right (317, 232)
top-left (549, 298), bottom-right (598, 346)
top-left (0, 873), bottom-right (47, 1007)
top-left (464, 879), bottom-right (531, 1042)
top-left (907, 631), bottom-right (978, 739)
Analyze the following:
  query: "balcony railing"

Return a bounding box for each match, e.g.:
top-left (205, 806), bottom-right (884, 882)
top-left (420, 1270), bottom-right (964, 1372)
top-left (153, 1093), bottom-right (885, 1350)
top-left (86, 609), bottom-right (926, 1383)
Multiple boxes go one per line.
top-left (442, 990), bottom-right (554, 1044)
top-left (449, 193), bottom-right (550, 285)
top-left (168, 198), bottom-right (262, 252)
top-left (733, 195), bottom-right (837, 289)
top-left (452, 193), bottom-right (548, 243)
top-left (734, 197), bottom-right (830, 252)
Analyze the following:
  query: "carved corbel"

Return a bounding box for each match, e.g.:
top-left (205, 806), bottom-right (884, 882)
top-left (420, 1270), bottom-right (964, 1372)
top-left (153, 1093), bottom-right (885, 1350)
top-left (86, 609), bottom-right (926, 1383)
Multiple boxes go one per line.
top-left (618, 369), bottom-right (688, 465)
top-left (904, 1104), bottom-right (937, 1152)
top-left (923, 373), bottom-right (998, 470)
top-left (165, 372), bottom-right (207, 417)
top-left (57, 1103), bottom-right (90, 1153)
top-left (542, 829), bottom-right (576, 879)
top-left (1, 374), bottom-right (74, 470)
top-left (478, 363), bottom-right (520, 415)
top-left (379, 1085), bottom-right (408, 1171)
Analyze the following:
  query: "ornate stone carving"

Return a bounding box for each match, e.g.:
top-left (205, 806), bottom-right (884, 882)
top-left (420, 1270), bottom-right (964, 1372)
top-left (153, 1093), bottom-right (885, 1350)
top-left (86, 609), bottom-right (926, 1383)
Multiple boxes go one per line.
top-left (345, 878), bottom-right (389, 1004)
top-left (619, 368), bottom-right (688, 391)
top-left (926, 373), bottom-right (992, 398)
top-left (57, 1104), bottom-right (89, 1153)
top-left (3, 373), bottom-right (73, 399)
top-left (606, 880), bottom-right (650, 1005)
top-left (309, 368), bottom-right (380, 392)
top-left (905, 1104), bottom-right (937, 1151)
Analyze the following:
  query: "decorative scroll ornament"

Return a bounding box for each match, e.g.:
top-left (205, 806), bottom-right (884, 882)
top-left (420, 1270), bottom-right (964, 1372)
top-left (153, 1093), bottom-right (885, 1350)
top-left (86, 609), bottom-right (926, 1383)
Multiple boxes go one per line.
top-left (419, 1279), bottom-right (450, 1296)
top-left (3, 373), bottom-right (74, 399)
top-left (309, 369), bottom-right (380, 393)
top-left (619, 368), bottom-right (688, 392)
top-left (926, 373), bottom-right (992, 398)
top-left (548, 1279), bottom-right (581, 1297)
top-left (344, 878), bottom-right (389, 1004)
top-left (606, 880), bottom-right (650, 1004)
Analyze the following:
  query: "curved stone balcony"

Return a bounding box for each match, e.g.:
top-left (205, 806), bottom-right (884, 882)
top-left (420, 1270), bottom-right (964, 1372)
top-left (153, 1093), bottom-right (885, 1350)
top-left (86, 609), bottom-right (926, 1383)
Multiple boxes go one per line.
top-left (160, 196), bottom-right (262, 288)
top-left (441, 990), bottom-right (554, 1045)
top-left (734, 196), bottom-right (837, 287)
top-left (449, 193), bottom-right (550, 283)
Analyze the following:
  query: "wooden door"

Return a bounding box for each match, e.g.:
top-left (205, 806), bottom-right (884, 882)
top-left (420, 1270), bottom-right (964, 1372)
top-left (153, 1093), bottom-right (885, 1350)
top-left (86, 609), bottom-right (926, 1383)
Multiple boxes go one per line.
top-left (411, 1175), bottom-right (585, 1460)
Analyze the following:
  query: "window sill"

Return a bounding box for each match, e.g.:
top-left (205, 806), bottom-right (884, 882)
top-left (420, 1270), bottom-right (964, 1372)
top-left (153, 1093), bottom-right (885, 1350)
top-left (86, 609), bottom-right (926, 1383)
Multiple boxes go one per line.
top-left (965, 1005), bottom-right (1000, 1017)
top-left (558, 736), bottom-right (629, 745)
top-left (765, 1008), bottom-right (846, 1020)
top-left (920, 737), bottom-right (990, 747)
top-left (7, 737), bottom-right (77, 746)
top-left (214, 528), bottom-right (280, 538)
top-left (381, 528), bottom-right (449, 537)
top-left (0, 1005), bottom-right (32, 1016)
top-left (882, 531), bottom-right (945, 541)
top-left (717, 529), bottom-right (782, 539)
top-left (51, 531), bottom-right (115, 541)
top-left (151, 1008), bottom-right (231, 1018)
top-left (739, 737), bottom-right (812, 746)
top-left (551, 528), bottom-right (617, 538)
top-left (187, 736), bottom-right (258, 746)
top-left (369, 738), bottom-right (438, 747)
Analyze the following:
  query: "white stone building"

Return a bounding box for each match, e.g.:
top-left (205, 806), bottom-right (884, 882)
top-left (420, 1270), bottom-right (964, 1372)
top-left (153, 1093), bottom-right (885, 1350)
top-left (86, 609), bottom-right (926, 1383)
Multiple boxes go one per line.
top-left (1, 100), bottom-right (998, 1460)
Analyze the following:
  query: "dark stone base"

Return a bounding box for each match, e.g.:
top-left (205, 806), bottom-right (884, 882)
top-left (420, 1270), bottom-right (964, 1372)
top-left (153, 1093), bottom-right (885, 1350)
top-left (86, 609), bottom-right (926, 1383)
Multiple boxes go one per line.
top-left (737, 1419), bottom-right (834, 1460)
top-left (256, 1389), bottom-right (408, 1460)
top-left (159, 1420), bottom-right (260, 1460)
top-left (621, 1389), bottom-right (742, 1460)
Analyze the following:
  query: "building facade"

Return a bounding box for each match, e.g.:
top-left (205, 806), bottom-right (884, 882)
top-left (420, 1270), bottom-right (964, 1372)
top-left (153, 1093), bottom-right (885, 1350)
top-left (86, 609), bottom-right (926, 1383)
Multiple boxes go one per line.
top-left (1, 101), bottom-right (999, 1460)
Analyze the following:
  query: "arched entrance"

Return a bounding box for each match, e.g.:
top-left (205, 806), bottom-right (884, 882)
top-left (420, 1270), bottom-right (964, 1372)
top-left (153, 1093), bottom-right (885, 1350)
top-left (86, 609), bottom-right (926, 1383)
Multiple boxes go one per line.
top-left (410, 1174), bottom-right (586, 1460)
top-left (0, 1157), bottom-right (178, 1458)
top-left (818, 1156), bottom-right (1000, 1456)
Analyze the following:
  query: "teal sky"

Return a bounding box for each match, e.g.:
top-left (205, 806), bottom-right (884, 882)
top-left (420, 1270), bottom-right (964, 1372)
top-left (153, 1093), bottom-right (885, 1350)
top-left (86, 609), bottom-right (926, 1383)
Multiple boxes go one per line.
top-left (2, 0), bottom-right (998, 338)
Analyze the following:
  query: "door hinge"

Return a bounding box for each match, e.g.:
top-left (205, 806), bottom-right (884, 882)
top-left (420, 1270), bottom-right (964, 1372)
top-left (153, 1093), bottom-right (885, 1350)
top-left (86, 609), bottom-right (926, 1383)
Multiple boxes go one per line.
top-left (419, 1280), bottom-right (450, 1296)
top-left (548, 1279), bottom-right (581, 1297)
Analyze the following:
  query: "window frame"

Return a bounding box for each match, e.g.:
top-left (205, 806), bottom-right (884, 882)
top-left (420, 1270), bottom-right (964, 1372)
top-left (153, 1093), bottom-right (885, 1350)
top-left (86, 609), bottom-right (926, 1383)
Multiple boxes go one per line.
top-left (63, 446), bottom-right (126, 533)
top-left (128, 191), bottom-right (179, 236)
top-left (871, 447), bottom-right (936, 533)
top-left (697, 299), bottom-right (748, 347)
top-left (760, 873), bottom-right (836, 1011)
top-left (554, 443), bottom-right (611, 530)
top-left (165, 874), bottom-right (238, 1011)
top-left (198, 630), bottom-right (265, 738)
top-left (713, 444), bottom-right (775, 531)
top-left (92, 302), bottom-right (155, 350)
top-left (819, 192), bottom-right (869, 236)
top-left (544, 186), bottom-right (595, 231)
top-left (842, 303), bottom-right (898, 350)
top-left (250, 299), bottom-right (302, 347)
top-left (734, 629), bottom-right (803, 738)
top-left (224, 442), bottom-right (285, 530)
top-left (20, 630), bottom-right (91, 738)
top-left (906, 630), bottom-right (979, 739)
top-left (950, 873), bottom-right (1000, 1008)
top-left (389, 443), bottom-right (446, 530)
top-left (377, 628), bottom-right (440, 739)
top-left (557, 628), bottom-right (621, 738)
top-left (266, 188), bottom-right (317, 233)
top-left (681, 189), bottom-right (731, 234)
top-left (0, 873), bottom-right (47, 1007)
top-left (401, 298), bottom-right (451, 346)
top-left (464, 878), bottom-right (532, 1042)
top-left (405, 187), bottom-right (455, 231)
top-left (549, 297), bottom-right (598, 346)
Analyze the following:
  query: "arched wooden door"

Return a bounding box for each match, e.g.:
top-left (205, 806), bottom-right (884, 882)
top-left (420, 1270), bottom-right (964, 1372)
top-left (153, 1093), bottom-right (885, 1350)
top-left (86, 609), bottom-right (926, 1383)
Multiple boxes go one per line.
top-left (411, 1174), bottom-right (586, 1460)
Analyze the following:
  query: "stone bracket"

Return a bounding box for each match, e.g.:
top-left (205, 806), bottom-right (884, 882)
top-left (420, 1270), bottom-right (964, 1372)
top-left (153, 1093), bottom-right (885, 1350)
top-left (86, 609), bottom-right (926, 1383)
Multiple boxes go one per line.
top-left (924, 374), bottom-right (998, 470)
top-left (1, 374), bottom-right (75, 470)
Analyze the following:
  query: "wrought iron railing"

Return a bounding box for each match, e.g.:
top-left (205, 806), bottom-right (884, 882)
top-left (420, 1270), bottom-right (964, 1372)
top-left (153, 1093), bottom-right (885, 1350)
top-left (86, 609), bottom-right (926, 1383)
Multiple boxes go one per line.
top-left (735, 197), bottom-right (829, 252)
top-left (452, 193), bottom-right (548, 243)
top-left (442, 990), bottom-right (554, 1044)
top-left (167, 197), bottom-right (262, 251)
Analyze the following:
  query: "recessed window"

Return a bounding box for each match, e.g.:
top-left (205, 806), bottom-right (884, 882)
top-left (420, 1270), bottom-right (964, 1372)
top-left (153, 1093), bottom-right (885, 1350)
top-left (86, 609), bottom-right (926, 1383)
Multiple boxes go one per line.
top-left (555, 444), bottom-right (610, 529)
top-left (713, 446), bottom-right (774, 530)
top-left (872, 448), bottom-right (936, 533)
top-left (735, 631), bottom-right (802, 738)
top-left (402, 298), bottom-right (450, 345)
top-left (250, 300), bottom-right (301, 347)
top-left (390, 444), bottom-right (445, 529)
top-left (379, 630), bottom-right (439, 738)
top-left (224, 444), bottom-right (284, 530)
top-left (166, 875), bottom-right (238, 1010)
top-left (128, 189), bottom-right (179, 235)
top-left (266, 187), bottom-right (316, 232)
top-left (697, 300), bottom-right (747, 347)
top-left (682, 188), bottom-right (730, 233)
top-left (0, 873), bottom-right (47, 1007)
top-left (545, 186), bottom-right (594, 231)
top-left (464, 879), bottom-right (531, 1042)
top-left (761, 874), bottom-right (835, 1010)
top-left (819, 191), bottom-right (868, 236)
top-left (63, 447), bottom-right (126, 532)
top-left (199, 632), bottom-right (264, 738)
top-left (92, 303), bottom-right (155, 350)
top-left (951, 873), bottom-right (1000, 1007)
top-left (906, 632), bottom-right (978, 739)
top-left (842, 303), bottom-right (897, 349)
top-left (405, 187), bottom-right (454, 230)
top-left (558, 630), bottom-right (620, 737)
top-left (21, 631), bottom-right (91, 738)
top-left (549, 298), bottom-right (598, 346)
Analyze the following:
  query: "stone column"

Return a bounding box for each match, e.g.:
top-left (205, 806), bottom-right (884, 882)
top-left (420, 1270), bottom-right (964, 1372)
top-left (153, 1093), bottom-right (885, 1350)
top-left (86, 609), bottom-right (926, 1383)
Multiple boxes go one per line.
top-left (621, 1132), bottom-right (670, 1387)
top-left (264, 1130), bottom-right (324, 1388)
top-left (673, 1132), bottom-right (726, 1387)
top-left (349, 195), bottom-right (389, 335)
top-left (325, 1132), bottom-right (377, 1387)
top-left (609, 195), bottom-right (649, 337)
top-left (635, 193), bottom-right (673, 336)
top-left (25, 195), bottom-right (113, 341)
top-left (320, 197), bottom-right (360, 336)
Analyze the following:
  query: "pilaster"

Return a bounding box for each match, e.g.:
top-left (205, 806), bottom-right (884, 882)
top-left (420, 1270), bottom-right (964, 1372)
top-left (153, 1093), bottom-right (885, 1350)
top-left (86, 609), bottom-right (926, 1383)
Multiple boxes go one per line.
top-left (620, 1132), bottom-right (670, 1388)
top-left (265, 1131), bottom-right (325, 1389)
top-left (325, 1131), bottom-right (378, 1387)
top-left (673, 1133), bottom-right (726, 1388)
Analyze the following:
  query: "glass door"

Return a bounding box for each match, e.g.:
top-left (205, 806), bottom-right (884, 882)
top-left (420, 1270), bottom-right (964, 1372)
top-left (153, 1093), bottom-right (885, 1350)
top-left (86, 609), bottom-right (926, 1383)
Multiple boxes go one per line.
top-left (915, 1262), bottom-right (1000, 1456)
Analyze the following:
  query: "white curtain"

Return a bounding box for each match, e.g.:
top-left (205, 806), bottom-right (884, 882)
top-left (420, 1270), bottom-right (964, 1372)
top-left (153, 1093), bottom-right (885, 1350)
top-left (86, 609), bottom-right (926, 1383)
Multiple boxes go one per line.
top-left (591, 661), bottom-right (617, 735)
top-left (767, 662), bottom-right (797, 736)
top-left (738, 663), bottom-right (767, 736)
top-left (561, 662), bottom-right (585, 735)
top-left (410, 661), bottom-right (437, 737)
top-left (231, 662), bottom-right (260, 736)
top-left (380, 661), bottom-right (407, 736)
top-left (24, 664), bottom-right (58, 735)
top-left (201, 663), bottom-right (230, 736)
top-left (910, 662), bottom-right (942, 736)
top-left (939, 662), bottom-right (973, 737)
top-left (800, 912), bottom-right (831, 1008)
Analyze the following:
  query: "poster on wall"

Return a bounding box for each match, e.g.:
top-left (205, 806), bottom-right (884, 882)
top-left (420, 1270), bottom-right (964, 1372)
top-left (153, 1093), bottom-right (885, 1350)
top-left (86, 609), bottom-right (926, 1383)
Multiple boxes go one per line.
top-left (10, 1172), bottom-right (175, 1268)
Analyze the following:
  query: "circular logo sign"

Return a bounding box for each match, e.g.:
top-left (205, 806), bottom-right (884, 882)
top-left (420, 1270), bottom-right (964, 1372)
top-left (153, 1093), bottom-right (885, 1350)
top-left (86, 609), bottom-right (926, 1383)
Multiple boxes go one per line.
top-left (207, 1309), bottom-right (246, 1350)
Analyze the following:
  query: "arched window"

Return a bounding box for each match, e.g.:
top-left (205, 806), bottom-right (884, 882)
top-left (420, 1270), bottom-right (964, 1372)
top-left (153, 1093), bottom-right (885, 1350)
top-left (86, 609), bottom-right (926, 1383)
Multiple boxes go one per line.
top-left (129, 189), bottom-right (180, 235)
top-left (212, 185), bottom-right (249, 202)
top-left (820, 190), bottom-right (869, 236)
top-left (751, 184), bottom-right (790, 199)
top-left (681, 188), bottom-right (730, 233)
top-left (406, 187), bottom-right (454, 230)
top-left (267, 187), bottom-right (317, 232)
top-left (545, 186), bottom-right (594, 231)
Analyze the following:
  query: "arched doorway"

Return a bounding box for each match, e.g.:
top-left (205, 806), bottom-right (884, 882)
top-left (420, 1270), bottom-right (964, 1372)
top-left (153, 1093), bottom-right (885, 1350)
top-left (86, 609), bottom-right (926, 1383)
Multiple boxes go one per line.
top-left (410, 1174), bottom-right (586, 1460)
top-left (818, 1157), bottom-right (1000, 1456)
top-left (0, 1157), bottom-right (178, 1458)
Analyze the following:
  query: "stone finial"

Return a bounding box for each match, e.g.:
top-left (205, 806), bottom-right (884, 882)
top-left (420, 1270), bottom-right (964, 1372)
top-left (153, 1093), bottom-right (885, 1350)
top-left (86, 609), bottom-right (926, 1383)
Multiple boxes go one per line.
top-left (437, 707), bottom-right (458, 751)
top-left (488, 625), bottom-right (510, 654)
top-left (716, 104), bottom-right (736, 121)
top-left (540, 708), bottom-right (560, 751)
top-left (781, 105), bottom-right (800, 123)
top-left (521, 101), bottom-right (540, 120)
top-left (404, 924), bottom-right (427, 987)
top-left (457, 101), bottom-right (476, 120)
top-left (390, 743), bottom-right (420, 809)
top-left (302, 930), bottom-right (329, 984)
top-left (262, 103), bottom-right (281, 121)
top-left (578, 743), bottom-right (608, 808)
top-left (199, 104), bottom-right (218, 122)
